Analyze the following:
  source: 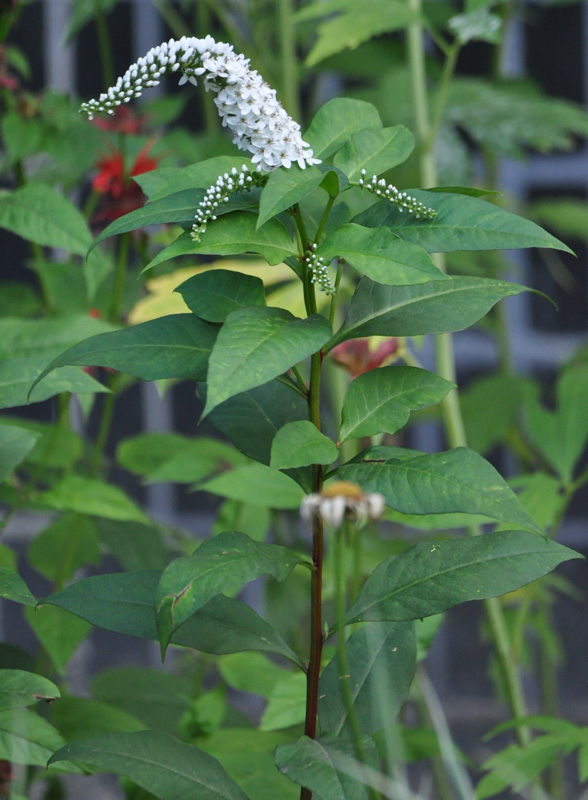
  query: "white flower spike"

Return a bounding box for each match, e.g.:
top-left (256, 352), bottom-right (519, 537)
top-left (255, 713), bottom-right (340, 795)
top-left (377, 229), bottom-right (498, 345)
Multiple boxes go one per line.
top-left (80, 36), bottom-right (320, 174)
top-left (301, 481), bottom-right (386, 529)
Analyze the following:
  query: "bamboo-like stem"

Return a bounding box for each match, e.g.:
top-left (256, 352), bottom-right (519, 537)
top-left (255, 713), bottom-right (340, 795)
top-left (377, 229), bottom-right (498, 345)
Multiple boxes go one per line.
top-left (278, 0), bottom-right (301, 120)
top-left (406, 0), bottom-right (531, 749)
top-left (93, 0), bottom-right (115, 89)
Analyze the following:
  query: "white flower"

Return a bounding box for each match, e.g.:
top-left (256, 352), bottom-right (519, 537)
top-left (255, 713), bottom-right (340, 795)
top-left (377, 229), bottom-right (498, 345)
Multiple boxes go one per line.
top-left (304, 243), bottom-right (335, 296)
top-left (80, 36), bottom-right (320, 174)
top-left (358, 170), bottom-right (437, 219)
top-left (301, 481), bottom-right (386, 528)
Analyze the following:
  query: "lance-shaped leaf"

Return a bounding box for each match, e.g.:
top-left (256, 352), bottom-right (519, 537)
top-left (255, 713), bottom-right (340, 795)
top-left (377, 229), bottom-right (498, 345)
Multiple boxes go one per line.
top-left (334, 126), bottom-right (415, 181)
top-left (198, 463), bottom-right (304, 509)
top-left (258, 165), bottom-right (325, 228)
top-left (316, 224), bottom-right (444, 286)
top-left (340, 366), bottom-right (454, 442)
top-left (44, 569), bottom-right (301, 666)
top-left (146, 212), bottom-right (297, 270)
top-left (340, 446), bottom-right (543, 533)
top-left (0, 423), bottom-right (40, 481)
top-left (29, 314), bottom-right (218, 399)
top-left (176, 269), bottom-right (266, 323)
top-left (0, 670), bottom-right (59, 711)
top-left (318, 622), bottom-right (416, 736)
top-left (0, 183), bottom-right (91, 255)
top-left (203, 308), bottom-right (331, 417)
top-left (147, 156), bottom-right (255, 200)
top-left (155, 532), bottom-right (310, 655)
top-left (271, 420), bottom-right (339, 470)
top-left (39, 475), bottom-right (149, 524)
top-left (303, 98), bottom-right (382, 160)
top-left (275, 734), bottom-right (377, 800)
top-left (90, 190), bottom-right (259, 253)
top-left (0, 708), bottom-right (80, 771)
top-left (0, 567), bottom-right (35, 606)
top-left (346, 531), bottom-right (581, 625)
top-left (48, 731), bottom-right (250, 800)
top-left (327, 276), bottom-right (528, 348)
top-left (353, 190), bottom-right (573, 253)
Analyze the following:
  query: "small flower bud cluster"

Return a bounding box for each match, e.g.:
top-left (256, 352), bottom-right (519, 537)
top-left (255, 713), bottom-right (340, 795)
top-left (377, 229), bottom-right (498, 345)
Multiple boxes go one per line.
top-left (358, 170), bottom-right (437, 219)
top-left (80, 36), bottom-right (320, 173)
top-left (191, 165), bottom-right (266, 241)
top-left (301, 481), bottom-right (385, 528)
top-left (305, 244), bottom-right (334, 296)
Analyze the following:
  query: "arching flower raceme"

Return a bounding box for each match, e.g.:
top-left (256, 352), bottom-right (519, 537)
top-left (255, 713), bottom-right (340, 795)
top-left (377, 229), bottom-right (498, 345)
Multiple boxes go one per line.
top-left (301, 481), bottom-right (386, 529)
top-left (80, 36), bottom-right (320, 174)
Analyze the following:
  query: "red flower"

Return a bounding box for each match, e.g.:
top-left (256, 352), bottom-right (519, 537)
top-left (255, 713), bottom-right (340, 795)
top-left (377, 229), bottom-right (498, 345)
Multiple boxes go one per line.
top-left (330, 338), bottom-right (399, 377)
top-left (91, 141), bottom-right (158, 225)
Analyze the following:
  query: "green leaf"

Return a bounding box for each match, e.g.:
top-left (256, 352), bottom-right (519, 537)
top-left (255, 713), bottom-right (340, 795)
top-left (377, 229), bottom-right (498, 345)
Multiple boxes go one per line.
top-left (213, 500), bottom-right (271, 542)
top-left (0, 670), bottom-right (59, 711)
top-left (0, 708), bottom-right (78, 770)
top-left (176, 269), bottom-right (266, 323)
top-left (476, 738), bottom-right (564, 798)
top-left (60, 566), bottom-right (303, 671)
top-left (218, 652), bottom-right (291, 699)
top-left (316, 224), bottom-right (444, 285)
top-left (447, 78), bottom-right (588, 160)
top-left (334, 126), bottom-right (415, 181)
top-left (319, 622), bottom-right (416, 735)
top-left (448, 8), bottom-right (502, 44)
top-left (146, 212), bottom-right (297, 270)
top-left (24, 605), bottom-right (90, 675)
top-left (328, 277), bottom-right (528, 348)
top-left (271, 420), bottom-right (339, 469)
top-left (119, 433), bottom-right (244, 484)
top-left (345, 531), bottom-right (581, 625)
top-left (203, 308), bottom-right (331, 417)
top-left (340, 366), bottom-right (454, 442)
top-left (92, 668), bottom-right (192, 736)
top-left (28, 514), bottom-right (101, 583)
top-left (7, 417), bottom-right (83, 469)
top-left (0, 423), bottom-right (40, 481)
top-left (303, 98), bottom-right (382, 159)
top-left (147, 156), bottom-right (255, 200)
top-left (257, 165), bottom-right (325, 228)
top-left (276, 734), bottom-right (376, 800)
top-left (339, 446), bottom-right (543, 533)
top-left (198, 463), bottom-right (305, 509)
top-left (30, 314), bottom-right (218, 398)
top-left (155, 532), bottom-right (309, 654)
top-left (48, 731), bottom-right (250, 800)
top-left (304, 0), bottom-right (416, 66)
top-left (260, 672), bottom-right (307, 731)
top-left (0, 315), bottom-right (113, 409)
top-left (208, 379), bottom-right (309, 466)
top-left (51, 697), bottom-right (146, 741)
top-left (96, 520), bottom-right (170, 572)
top-left (65, 0), bottom-right (118, 40)
top-left (0, 184), bottom-right (92, 255)
top-left (89, 189), bottom-right (205, 252)
top-left (461, 373), bottom-right (528, 454)
top-left (198, 729), bottom-right (297, 799)
top-left (523, 364), bottom-right (588, 484)
top-left (39, 475), bottom-right (149, 524)
top-left (0, 567), bottom-right (35, 606)
top-left (354, 190), bottom-right (573, 253)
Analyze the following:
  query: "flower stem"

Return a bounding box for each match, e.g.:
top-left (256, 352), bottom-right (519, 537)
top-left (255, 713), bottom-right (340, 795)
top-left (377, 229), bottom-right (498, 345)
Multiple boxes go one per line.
top-left (406, 0), bottom-right (531, 749)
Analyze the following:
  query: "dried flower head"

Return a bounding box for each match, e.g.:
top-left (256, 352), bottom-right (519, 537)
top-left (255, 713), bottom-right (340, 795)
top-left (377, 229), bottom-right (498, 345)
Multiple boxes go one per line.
top-left (301, 481), bottom-right (385, 528)
top-left (80, 36), bottom-right (320, 174)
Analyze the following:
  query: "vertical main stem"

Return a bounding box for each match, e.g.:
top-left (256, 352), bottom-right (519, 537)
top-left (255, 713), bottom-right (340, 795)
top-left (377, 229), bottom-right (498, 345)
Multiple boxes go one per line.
top-left (278, 0), bottom-right (301, 120)
top-left (406, 0), bottom-right (531, 749)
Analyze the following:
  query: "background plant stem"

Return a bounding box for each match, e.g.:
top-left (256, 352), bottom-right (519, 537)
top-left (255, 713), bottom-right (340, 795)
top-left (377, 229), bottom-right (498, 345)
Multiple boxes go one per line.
top-left (406, 0), bottom-right (531, 749)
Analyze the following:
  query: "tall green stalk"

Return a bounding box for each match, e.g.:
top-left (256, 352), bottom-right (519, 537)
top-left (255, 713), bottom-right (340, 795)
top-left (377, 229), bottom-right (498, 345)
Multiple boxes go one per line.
top-left (278, 0), bottom-right (301, 120)
top-left (406, 0), bottom-right (531, 749)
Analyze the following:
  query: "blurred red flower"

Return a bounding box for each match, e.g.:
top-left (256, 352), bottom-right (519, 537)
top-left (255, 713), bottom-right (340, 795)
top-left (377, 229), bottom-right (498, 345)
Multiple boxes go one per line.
top-left (330, 338), bottom-right (399, 377)
top-left (91, 141), bottom-right (158, 225)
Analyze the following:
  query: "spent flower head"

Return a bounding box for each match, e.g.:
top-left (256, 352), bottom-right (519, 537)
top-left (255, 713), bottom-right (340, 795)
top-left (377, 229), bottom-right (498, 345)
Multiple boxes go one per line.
top-left (80, 36), bottom-right (320, 174)
top-left (301, 481), bottom-right (385, 529)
